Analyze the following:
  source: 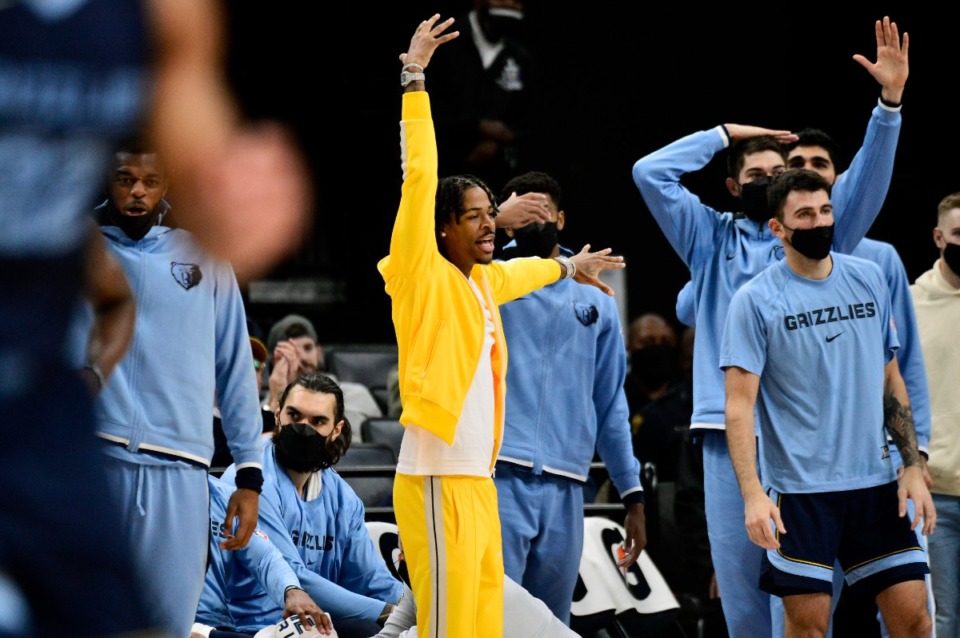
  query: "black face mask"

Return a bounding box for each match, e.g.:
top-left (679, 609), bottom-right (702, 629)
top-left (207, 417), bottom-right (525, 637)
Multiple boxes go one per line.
top-left (512, 221), bottom-right (558, 258)
top-left (274, 423), bottom-right (336, 473)
top-left (478, 8), bottom-right (524, 42)
top-left (631, 344), bottom-right (679, 391)
top-left (942, 242), bottom-right (960, 277)
top-left (783, 223), bottom-right (834, 261)
top-left (739, 177), bottom-right (775, 223)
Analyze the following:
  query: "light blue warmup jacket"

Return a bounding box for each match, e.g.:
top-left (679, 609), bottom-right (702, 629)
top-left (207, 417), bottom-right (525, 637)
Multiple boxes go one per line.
top-left (94, 225), bottom-right (262, 468)
top-left (497, 247), bottom-right (643, 503)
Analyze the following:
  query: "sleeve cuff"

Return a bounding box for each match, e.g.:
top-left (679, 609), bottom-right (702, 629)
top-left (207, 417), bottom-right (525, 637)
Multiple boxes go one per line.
top-left (878, 97), bottom-right (902, 113)
top-left (621, 489), bottom-right (645, 507)
top-left (235, 466), bottom-right (264, 493)
top-left (715, 125), bottom-right (732, 148)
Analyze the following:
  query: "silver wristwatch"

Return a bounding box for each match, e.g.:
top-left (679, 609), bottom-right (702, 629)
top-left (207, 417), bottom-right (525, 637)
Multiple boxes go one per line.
top-left (400, 71), bottom-right (426, 87)
top-left (554, 255), bottom-right (576, 280)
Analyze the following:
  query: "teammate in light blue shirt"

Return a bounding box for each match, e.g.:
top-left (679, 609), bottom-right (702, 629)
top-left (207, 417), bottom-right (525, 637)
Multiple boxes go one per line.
top-left (723, 254), bottom-right (898, 493)
top-left (221, 374), bottom-right (403, 638)
top-left (493, 171), bottom-right (644, 625)
top-left (721, 169), bottom-right (934, 637)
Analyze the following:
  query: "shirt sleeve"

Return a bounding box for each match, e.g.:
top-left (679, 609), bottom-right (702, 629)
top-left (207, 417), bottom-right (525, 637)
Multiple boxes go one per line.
top-left (676, 280), bottom-right (696, 328)
top-left (830, 103), bottom-right (902, 254)
top-left (238, 529), bottom-right (301, 611)
top-left (254, 486), bottom-right (389, 623)
top-left (874, 270), bottom-right (900, 365)
top-left (378, 91), bottom-right (441, 281)
top-left (213, 260), bottom-right (263, 468)
top-left (483, 256), bottom-right (560, 306)
top-left (631, 128), bottom-right (727, 269)
top-left (333, 482), bottom-right (404, 604)
top-left (719, 286), bottom-right (767, 376)
top-left (593, 296), bottom-right (643, 503)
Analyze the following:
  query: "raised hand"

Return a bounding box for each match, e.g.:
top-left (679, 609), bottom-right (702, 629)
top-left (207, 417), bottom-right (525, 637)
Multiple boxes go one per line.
top-left (568, 244), bottom-right (626, 296)
top-left (853, 16), bottom-right (909, 104)
top-left (399, 14), bottom-right (459, 71)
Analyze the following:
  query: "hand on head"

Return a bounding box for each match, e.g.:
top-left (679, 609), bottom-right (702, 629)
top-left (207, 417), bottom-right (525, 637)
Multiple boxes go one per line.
top-left (495, 191), bottom-right (553, 229)
top-left (723, 124), bottom-right (797, 145)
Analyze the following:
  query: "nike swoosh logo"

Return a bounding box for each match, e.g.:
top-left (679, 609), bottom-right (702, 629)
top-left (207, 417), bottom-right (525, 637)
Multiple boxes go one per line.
top-left (826, 332), bottom-right (844, 343)
top-left (726, 253), bottom-right (736, 260)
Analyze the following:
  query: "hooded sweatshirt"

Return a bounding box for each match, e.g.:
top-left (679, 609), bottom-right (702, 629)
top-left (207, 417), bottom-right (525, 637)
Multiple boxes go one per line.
top-left (911, 259), bottom-right (960, 496)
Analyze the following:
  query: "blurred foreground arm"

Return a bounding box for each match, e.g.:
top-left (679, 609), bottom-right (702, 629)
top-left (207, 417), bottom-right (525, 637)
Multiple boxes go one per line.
top-left (145, 0), bottom-right (312, 283)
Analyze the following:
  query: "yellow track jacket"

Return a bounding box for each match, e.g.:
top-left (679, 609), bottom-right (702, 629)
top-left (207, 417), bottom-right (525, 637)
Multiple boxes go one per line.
top-left (378, 91), bottom-right (560, 457)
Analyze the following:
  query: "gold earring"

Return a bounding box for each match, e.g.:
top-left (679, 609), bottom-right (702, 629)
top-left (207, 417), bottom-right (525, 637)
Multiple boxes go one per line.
top-left (441, 232), bottom-right (447, 237)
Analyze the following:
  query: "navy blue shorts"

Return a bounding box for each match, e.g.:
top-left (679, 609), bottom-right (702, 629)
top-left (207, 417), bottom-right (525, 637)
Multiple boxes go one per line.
top-left (759, 481), bottom-right (928, 600)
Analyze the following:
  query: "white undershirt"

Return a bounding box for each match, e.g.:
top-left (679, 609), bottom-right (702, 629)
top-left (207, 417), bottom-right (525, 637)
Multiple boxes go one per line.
top-left (397, 278), bottom-right (497, 476)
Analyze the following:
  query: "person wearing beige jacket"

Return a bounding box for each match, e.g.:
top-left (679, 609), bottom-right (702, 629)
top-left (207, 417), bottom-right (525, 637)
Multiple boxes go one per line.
top-left (911, 191), bottom-right (960, 638)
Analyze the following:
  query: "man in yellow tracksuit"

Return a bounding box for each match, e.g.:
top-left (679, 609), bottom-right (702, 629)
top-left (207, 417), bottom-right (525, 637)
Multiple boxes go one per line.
top-left (378, 15), bottom-right (625, 638)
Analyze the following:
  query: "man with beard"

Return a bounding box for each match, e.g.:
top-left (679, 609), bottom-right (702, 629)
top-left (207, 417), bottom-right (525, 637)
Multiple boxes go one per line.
top-left (93, 147), bottom-right (265, 638)
top-left (632, 16), bottom-right (909, 637)
top-left (494, 170), bottom-right (645, 624)
top-left (722, 169), bottom-right (934, 637)
top-left (221, 373), bottom-right (403, 638)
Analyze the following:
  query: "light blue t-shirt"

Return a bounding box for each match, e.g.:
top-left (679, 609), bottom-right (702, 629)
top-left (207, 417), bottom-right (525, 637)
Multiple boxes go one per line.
top-left (720, 253), bottom-right (899, 493)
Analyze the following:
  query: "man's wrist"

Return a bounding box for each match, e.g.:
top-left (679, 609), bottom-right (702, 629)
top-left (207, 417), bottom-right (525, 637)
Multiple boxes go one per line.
top-left (879, 93), bottom-right (903, 109)
top-left (284, 584), bottom-right (304, 597)
top-left (235, 467), bottom-right (264, 494)
top-left (553, 255), bottom-right (576, 280)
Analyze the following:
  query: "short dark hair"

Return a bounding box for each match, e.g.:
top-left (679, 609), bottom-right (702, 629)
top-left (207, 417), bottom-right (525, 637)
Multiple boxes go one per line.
top-left (278, 372), bottom-right (352, 463)
top-left (112, 134), bottom-right (155, 159)
top-left (786, 129), bottom-right (844, 171)
top-left (499, 171), bottom-right (563, 209)
top-left (727, 136), bottom-right (786, 180)
top-left (767, 169), bottom-right (832, 221)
